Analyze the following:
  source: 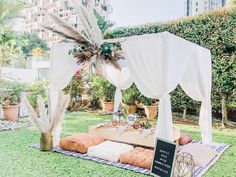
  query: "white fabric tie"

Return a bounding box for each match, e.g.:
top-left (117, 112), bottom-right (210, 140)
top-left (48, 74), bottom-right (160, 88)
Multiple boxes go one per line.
top-left (199, 100), bottom-right (212, 144)
top-left (156, 94), bottom-right (173, 142)
top-left (113, 87), bottom-right (122, 120)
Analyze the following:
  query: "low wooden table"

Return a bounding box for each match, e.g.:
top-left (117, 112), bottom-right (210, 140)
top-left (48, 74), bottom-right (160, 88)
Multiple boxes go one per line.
top-left (89, 123), bottom-right (180, 148)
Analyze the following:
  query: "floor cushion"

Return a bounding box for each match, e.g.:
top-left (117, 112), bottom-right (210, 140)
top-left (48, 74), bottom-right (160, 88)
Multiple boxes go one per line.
top-left (179, 143), bottom-right (218, 167)
top-left (120, 147), bottom-right (154, 169)
top-left (179, 134), bottom-right (193, 145)
top-left (59, 133), bottom-right (104, 153)
top-left (87, 140), bottom-right (134, 162)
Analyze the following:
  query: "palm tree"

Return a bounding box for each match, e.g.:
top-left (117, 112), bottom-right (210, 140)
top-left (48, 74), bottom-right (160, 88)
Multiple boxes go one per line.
top-left (0, 0), bottom-right (26, 26)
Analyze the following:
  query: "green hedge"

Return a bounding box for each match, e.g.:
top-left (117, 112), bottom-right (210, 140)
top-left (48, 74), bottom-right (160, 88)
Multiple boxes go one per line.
top-left (104, 7), bottom-right (236, 118)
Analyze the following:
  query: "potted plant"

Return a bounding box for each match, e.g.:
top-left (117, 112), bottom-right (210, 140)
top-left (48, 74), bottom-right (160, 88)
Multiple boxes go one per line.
top-left (26, 82), bottom-right (47, 113)
top-left (140, 96), bottom-right (158, 119)
top-left (1, 96), bottom-right (19, 121)
top-left (0, 81), bottom-right (25, 121)
top-left (88, 76), bottom-right (116, 113)
top-left (122, 85), bottom-right (141, 114)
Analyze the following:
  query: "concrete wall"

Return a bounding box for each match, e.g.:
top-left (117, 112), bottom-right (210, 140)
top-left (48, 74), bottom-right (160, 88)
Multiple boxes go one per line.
top-left (1, 67), bottom-right (38, 83)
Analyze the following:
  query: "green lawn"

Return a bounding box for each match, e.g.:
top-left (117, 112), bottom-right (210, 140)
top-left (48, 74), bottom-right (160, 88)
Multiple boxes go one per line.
top-left (0, 112), bottom-right (235, 177)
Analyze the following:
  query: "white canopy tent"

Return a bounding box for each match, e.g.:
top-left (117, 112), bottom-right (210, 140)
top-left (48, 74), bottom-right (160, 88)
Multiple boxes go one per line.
top-left (34, 31), bottom-right (212, 146)
top-left (124, 32), bottom-right (212, 144)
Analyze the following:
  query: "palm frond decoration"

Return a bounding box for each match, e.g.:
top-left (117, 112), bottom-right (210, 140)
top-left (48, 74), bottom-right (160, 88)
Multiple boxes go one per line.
top-left (43, 14), bottom-right (92, 45)
top-left (71, 1), bottom-right (103, 47)
top-left (43, 1), bottom-right (122, 71)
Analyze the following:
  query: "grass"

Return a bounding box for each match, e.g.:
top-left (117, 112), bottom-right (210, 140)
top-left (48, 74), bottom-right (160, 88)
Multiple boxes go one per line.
top-left (0, 112), bottom-right (235, 177)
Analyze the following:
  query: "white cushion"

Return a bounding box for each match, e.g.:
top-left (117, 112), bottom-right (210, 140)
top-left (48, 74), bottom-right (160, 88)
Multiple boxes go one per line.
top-left (180, 143), bottom-right (218, 167)
top-left (87, 140), bottom-right (134, 162)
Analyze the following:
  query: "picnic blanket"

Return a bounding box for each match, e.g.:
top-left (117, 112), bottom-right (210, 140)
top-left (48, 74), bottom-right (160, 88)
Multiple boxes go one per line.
top-left (32, 140), bottom-right (229, 177)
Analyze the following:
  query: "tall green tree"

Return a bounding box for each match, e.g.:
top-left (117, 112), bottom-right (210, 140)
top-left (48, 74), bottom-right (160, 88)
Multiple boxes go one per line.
top-left (0, 28), bottom-right (25, 78)
top-left (18, 33), bottom-right (49, 57)
top-left (0, 0), bottom-right (26, 78)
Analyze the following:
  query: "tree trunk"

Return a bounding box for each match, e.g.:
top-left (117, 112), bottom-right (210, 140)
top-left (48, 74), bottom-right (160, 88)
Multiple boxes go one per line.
top-left (221, 95), bottom-right (228, 128)
top-left (182, 107), bottom-right (187, 119)
top-left (0, 48), bottom-right (5, 80)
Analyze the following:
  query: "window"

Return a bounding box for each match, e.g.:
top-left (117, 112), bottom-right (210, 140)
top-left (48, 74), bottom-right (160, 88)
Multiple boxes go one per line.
top-left (81, 0), bottom-right (87, 6)
top-left (186, 0), bottom-right (190, 16)
top-left (101, 5), bottom-right (107, 11)
top-left (196, 8), bottom-right (198, 12)
top-left (196, 2), bottom-right (198, 6)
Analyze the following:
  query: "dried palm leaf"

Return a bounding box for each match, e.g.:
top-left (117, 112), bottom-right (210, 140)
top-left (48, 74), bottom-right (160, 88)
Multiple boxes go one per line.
top-left (71, 0), bottom-right (103, 47)
top-left (50, 92), bottom-right (70, 131)
top-left (43, 14), bottom-right (93, 46)
top-left (23, 96), bottom-right (49, 133)
top-left (108, 60), bottom-right (121, 70)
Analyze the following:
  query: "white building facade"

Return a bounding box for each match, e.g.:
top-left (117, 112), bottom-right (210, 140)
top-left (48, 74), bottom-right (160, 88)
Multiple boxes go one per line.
top-left (184, 0), bottom-right (228, 16)
top-left (24, 0), bottom-right (112, 47)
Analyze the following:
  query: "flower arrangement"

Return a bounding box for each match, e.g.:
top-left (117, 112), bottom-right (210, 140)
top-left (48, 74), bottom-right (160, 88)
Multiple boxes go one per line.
top-left (44, 3), bottom-right (122, 73)
top-left (69, 42), bottom-right (121, 69)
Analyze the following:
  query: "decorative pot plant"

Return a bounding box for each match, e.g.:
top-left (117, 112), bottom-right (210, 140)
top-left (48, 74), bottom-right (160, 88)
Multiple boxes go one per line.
top-left (0, 81), bottom-right (25, 121)
top-left (1, 96), bottom-right (19, 121)
top-left (122, 85), bottom-right (140, 114)
top-left (26, 82), bottom-right (47, 113)
top-left (139, 96), bottom-right (158, 119)
top-left (88, 76), bottom-right (116, 113)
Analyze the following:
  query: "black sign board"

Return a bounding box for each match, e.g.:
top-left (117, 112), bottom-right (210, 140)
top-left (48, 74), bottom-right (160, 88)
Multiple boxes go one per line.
top-left (151, 138), bottom-right (178, 177)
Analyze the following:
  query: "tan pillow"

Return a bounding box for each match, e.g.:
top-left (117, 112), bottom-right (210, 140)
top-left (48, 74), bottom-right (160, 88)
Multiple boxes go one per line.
top-left (179, 143), bottom-right (218, 167)
top-left (59, 133), bottom-right (104, 153)
top-left (120, 147), bottom-right (154, 169)
top-left (179, 134), bottom-right (193, 145)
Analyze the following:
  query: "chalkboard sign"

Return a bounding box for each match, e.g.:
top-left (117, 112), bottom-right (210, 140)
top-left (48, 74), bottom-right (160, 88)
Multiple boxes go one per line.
top-left (151, 138), bottom-right (178, 177)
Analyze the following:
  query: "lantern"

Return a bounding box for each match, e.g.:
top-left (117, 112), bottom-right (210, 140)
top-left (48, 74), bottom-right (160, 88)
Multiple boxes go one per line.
top-left (174, 152), bottom-right (194, 177)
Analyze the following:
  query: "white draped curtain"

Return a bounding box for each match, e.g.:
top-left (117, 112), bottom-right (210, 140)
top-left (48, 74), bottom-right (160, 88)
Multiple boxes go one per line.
top-left (121, 32), bottom-right (212, 144)
top-left (180, 47), bottom-right (212, 144)
top-left (49, 43), bottom-right (80, 146)
top-left (103, 59), bottom-right (133, 118)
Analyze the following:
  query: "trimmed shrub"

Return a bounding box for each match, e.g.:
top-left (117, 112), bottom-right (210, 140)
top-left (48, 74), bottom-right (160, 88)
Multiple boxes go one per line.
top-left (104, 7), bottom-right (236, 119)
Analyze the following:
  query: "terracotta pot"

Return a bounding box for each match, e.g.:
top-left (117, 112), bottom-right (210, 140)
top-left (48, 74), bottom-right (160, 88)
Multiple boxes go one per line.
top-left (81, 93), bottom-right (90, 106)
top-left (144, 105), bottom-right (158, 119)
top-left (2, 105), bottom-right (19, 121)
top-left (40, 132), bottom-right (53, 151)
top-left (82, 99), bottom-right (90, 106)
top-left (34, 106), bottom-right (39, 113)
top-left (101, 102), bottom-right (114, 113)
top-left (126, 105), bottom-right (137, 114)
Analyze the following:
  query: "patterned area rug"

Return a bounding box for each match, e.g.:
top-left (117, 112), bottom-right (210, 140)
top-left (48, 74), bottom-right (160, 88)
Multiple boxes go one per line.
top-left (32, 140), bottom-right (229, 177)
